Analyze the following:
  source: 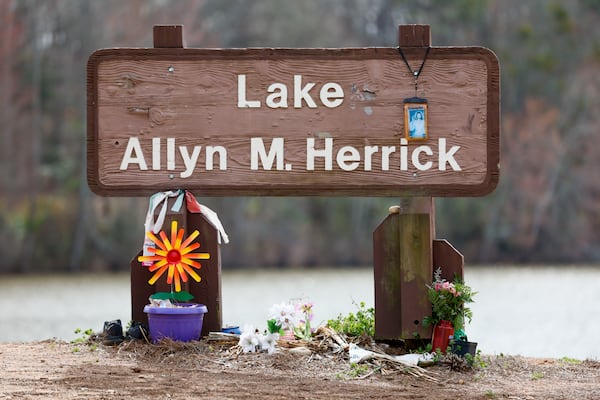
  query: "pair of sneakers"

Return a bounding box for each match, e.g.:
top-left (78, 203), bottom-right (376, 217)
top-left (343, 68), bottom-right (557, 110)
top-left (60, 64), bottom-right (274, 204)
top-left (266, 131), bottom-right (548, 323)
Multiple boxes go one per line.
top-left (102, 319), bottom-right (149, 345)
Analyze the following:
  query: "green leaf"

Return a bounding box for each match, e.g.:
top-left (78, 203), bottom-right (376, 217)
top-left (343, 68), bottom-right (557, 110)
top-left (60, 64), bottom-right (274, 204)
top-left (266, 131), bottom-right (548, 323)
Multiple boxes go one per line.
top-left (326, 301), bottom-right (374, 337)
top-left (150, 291), bottom-right (194, 302)
top-left (267, 318), bottom-right (282, 334)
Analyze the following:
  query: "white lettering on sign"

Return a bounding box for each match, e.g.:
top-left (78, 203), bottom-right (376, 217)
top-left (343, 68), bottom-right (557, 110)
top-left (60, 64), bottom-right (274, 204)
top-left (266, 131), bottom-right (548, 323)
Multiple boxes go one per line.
top-left (306, 138), bottom-right (333, 170)
top-left (294, 74), bottom-right (316, 108)
top-left (336, 146), bottom-right (361, 171)
top-left (119, 137), bottom-right (462, 175)
top-left (266, 83), bottom-right (288, 108)
top-left (119, 137), bottom-right (228, 177)
top-left (306, 138), bottom-right (461, 172)
top-left (320, 82), bottom-right (344, 108)
top-left (237, 74), bottom-right (260, 108)
top-left (179, 145), bottom-right (202, 178)
top-left (120, 137), bottom-right (148, 170)
top-left (237, 74), bottom-right (344, 109)
top-left (438, 138), bottom-right (462, 171)
top-left (152, 137), bottom-right (161, 170)
top-left (412, 145), bottom-right (434, 171)
top-left (250, 138), bottom-right (288, 170)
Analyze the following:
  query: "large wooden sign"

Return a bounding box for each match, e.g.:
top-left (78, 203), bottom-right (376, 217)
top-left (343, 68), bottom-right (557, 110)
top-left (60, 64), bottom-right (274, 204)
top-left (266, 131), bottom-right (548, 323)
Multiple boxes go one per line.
top-left (87, 27), bottom-right (499, 196)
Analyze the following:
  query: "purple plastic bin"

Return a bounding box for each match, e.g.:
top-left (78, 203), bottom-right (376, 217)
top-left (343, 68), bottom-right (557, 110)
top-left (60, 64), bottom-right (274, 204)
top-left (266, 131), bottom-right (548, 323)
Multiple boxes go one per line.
top-left (144, 303), bottom-right (208, 343)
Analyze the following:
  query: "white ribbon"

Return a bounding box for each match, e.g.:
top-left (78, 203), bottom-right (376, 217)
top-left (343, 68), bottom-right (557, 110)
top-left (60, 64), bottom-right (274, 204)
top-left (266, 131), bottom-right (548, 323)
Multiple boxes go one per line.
top-left (197, 203), bottom-right (229, 244)
top-left (141, 191), bottom-right (229, 264)
top-left (141, 190), bottom-right (183, 265)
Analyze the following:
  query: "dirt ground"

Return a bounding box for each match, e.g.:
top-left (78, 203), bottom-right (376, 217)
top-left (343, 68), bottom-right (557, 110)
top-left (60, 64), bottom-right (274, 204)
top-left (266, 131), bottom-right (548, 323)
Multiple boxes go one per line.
top-left (1, 339), bottom-right (599, 400)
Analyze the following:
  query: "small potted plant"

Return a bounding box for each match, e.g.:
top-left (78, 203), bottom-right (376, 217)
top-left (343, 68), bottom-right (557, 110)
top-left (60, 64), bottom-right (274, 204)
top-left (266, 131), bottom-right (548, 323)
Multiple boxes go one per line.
top-left (138, 220), bottom-right (210, 343)
top-left (423, 267), bottom-right (475, 353)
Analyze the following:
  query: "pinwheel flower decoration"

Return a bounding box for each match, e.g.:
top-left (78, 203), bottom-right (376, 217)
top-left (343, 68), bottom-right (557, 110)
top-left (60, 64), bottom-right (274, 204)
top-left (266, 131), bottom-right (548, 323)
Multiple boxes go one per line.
top-left (138, 220), bottom-right (210, 292)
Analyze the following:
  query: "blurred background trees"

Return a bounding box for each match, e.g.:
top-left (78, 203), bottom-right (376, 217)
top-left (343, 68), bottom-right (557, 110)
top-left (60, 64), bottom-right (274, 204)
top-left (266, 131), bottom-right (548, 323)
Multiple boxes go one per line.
top-left (1, 0), bottom-right (599, 272)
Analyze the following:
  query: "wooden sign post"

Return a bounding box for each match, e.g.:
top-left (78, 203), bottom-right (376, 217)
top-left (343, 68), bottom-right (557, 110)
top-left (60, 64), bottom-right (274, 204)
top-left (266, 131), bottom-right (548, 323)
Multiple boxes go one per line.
top-left (129, 194), bottom-right (222, 337)
top-left (374, 26), bottom-right (462, 342)
top-left (87, 24), bottom-right (499, 340)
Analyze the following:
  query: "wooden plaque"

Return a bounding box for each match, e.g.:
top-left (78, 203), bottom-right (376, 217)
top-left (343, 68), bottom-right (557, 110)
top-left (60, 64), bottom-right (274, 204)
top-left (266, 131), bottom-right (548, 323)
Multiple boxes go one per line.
top-left (87, 46), bottom-right (499, 196)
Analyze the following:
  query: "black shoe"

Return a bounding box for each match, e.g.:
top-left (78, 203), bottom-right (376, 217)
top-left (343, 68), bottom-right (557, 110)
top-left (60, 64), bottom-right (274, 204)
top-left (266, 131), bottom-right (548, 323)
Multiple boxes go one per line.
top-left (103, 319), bottom-right (124, 345)
top-left (126, 321), bottom-right (150, 341)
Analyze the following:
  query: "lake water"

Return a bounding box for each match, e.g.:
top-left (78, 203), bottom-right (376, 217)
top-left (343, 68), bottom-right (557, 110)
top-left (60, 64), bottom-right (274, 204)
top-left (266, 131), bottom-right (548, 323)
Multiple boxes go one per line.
top-left (0, 266), bottom-right (598, 360)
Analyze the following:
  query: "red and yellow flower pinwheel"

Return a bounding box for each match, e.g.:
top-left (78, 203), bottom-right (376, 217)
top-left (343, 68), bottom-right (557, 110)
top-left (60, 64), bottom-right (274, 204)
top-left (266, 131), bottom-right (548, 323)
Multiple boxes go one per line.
top-left (138, 220), bottom-right (210, 292)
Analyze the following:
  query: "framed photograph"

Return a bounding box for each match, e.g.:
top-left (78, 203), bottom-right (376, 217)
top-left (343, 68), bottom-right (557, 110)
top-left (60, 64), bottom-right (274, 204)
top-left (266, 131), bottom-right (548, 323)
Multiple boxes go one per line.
top-left (404, 100), bottom-right (428, 141)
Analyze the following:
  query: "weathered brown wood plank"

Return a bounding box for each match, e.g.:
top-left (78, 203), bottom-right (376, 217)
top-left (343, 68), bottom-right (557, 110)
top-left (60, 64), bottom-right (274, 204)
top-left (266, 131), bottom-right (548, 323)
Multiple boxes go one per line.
top-left (88, 45), bottom-right (499, 196)
top-left (373, 198), bottom-right (434, 340)
top-left (432, 239), bottom-right (464, 282)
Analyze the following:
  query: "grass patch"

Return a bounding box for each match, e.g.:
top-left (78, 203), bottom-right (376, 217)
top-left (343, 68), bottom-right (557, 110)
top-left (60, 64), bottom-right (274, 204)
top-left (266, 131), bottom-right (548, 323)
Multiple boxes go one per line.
top-left (336, 363), bottom-right (374, 379)
top-left (559, 356), bottom-right (581, 364)
top-left (530, 371), bottom-right (544, 380)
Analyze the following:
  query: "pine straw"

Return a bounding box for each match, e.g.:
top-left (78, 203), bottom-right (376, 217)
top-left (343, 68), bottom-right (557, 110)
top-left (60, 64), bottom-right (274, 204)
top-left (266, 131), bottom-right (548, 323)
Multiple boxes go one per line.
top-left (111, 326), bottom-right (437, 382)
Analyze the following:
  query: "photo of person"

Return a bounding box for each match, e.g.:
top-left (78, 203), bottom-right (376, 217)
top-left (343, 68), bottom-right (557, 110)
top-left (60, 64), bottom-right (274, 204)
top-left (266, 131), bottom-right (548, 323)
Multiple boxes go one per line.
top-left (404, 103), bottom-right (428, 140)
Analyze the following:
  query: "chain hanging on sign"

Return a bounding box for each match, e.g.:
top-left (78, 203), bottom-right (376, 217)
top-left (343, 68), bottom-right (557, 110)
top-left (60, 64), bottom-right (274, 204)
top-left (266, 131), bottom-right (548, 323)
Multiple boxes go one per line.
top-left (398, 46), bottom-right (430, 141)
